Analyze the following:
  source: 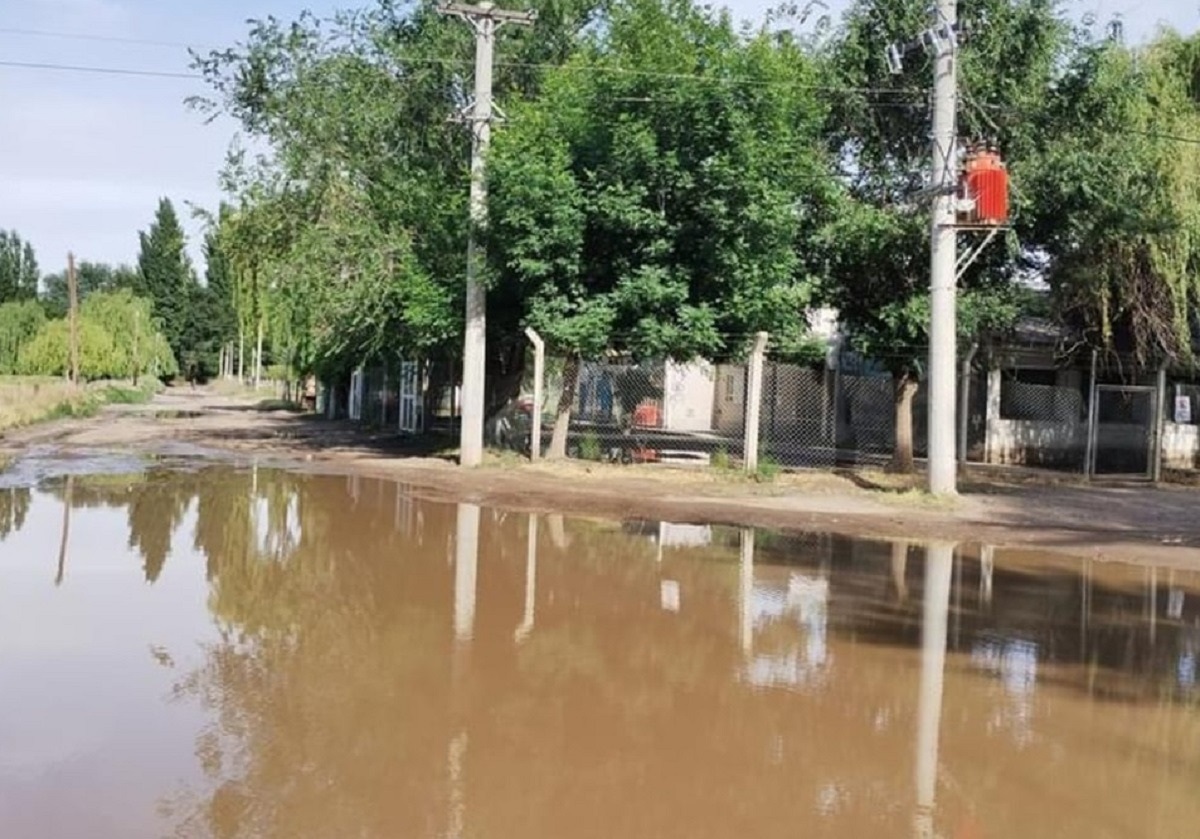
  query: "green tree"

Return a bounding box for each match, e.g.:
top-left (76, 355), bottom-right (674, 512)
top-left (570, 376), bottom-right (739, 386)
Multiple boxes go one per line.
top-left (203, 208), bottom-right (240, 377)
top-left (191, 0), bottom-right (606, 393)
top-left (0, 230), bottom-right (40, 303)
top-left (17, 318), bottom-right (119, 380)
top-left (40, 261), bottom-right (136, 318)
top-left (137, 198), bottom-right (196, 370)
top-left (489, 0), bottom-right (833, 456)
top-left (1017, 29), bottom-right (1200, 364)
top-left (0, 300), bottom-right (47, 374)
top-left (81, 290), bottom-right (179, 382)
top-left (820, 0), bottom-right (1065, 471)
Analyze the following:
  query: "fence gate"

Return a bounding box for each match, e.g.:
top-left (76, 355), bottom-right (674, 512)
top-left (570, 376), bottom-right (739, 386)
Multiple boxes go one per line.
top-left (1090, 385), bottom-right (1156, 478)
top-left (399, 360), bottom-right (423, 434)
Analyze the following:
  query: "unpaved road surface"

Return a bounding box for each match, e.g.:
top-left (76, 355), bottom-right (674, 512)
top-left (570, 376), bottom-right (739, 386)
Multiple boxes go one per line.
top-left (3, 387), bottom-right (1199, 565)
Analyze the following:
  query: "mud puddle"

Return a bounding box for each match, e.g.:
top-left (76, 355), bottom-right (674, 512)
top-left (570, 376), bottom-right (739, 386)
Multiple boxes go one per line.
top-left (0, 464), bottom-right (1198, 838)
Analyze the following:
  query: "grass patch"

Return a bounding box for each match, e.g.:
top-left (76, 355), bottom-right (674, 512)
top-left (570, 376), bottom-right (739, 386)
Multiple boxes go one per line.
top-left (103, 384), bottom-right (154, 405)
top-left (0, 377), bottom-right (156, 432)
top-left (578, 431), bottom-right (603, 462)
top-left (711, 446), bottom-right (732, 471)
top-left (255, 398), bottom-right (303, 413)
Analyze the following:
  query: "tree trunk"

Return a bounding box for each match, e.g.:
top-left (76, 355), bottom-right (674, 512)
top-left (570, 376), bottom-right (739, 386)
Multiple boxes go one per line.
top-left (253, 317), bottom-right (264, 391)
top-left (890, 372), bottom-right (918, 474)
top-left (238, 330), bottom-right (245, 382)
top-left (547, 356), bottom-right (580, 460)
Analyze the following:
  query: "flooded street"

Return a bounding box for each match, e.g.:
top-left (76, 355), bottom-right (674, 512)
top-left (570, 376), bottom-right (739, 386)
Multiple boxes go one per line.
top-left (0, 462), bottom-right (1199, 838)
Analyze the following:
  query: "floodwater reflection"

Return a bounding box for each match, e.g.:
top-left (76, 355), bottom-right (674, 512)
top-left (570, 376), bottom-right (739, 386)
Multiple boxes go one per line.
top-left (0, 464), bottom-right (1198, 838)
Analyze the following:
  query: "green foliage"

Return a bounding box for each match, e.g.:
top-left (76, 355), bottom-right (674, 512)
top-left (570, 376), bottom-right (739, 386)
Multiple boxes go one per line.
top-left (1017, 30), bottom-right (1200, 362)
top-left (711, 445), bottom-right (731, 471)
top-left (0, 300), bottom-right (46, 374)
top-left (16, 292), bottom-right (177, 381)
top-left (17, 319), bottom-right (118, 380)
top-left (489, 0), bottom-right (833, 363)
top-left (40, 261), bottom-right (138, 319)
top-left (102, 384), bottom-right (155, 405)
top-left (137, 198), bottom-right (196, 367)
top-left (754, 446), bottom-right (781, 482)
top-left (578, 430), bottom-right (603, 462)
top-left (821, 0), bottom-right (1067, 375)
top-left (0, 231), bottom-right (39, 304)
top-left (81, 290), bottom-right (179, 380)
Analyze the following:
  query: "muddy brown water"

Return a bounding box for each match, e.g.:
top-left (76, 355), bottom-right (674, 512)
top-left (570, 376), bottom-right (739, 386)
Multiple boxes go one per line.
top-left (0, 462), bottom-right (1198, 838)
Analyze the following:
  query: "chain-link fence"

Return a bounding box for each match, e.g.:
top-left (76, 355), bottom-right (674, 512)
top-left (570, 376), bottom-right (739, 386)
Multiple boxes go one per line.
top-left (334, 336), bottom-right (1200, 480)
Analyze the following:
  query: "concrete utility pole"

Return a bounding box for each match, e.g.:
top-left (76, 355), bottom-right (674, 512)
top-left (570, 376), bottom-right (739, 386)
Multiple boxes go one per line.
top-left (439, 1), bottom-right (537, 467)
top-left (927, 0), bottom-right (959, 495)
top-left (67, 252), bottom-right (80, 386)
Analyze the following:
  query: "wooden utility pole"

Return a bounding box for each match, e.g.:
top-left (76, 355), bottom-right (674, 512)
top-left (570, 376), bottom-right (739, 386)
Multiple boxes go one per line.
top-left (67, 252), bottom-right (80, 386)
top-left (438, 1), bottom-right (537, 467)
top-left (132, 306), bottom-right (141, 387)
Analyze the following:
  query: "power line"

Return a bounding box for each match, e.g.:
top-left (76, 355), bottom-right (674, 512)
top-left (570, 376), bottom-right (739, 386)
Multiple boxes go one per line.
top-left (0, 26), bottom-right (206, 51)
top-left (0, 59), bottom-right (199, 79)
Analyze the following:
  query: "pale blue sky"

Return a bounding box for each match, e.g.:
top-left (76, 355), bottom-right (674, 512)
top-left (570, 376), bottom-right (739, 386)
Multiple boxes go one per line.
top-left (1, 0), bottom-right (1196, 274)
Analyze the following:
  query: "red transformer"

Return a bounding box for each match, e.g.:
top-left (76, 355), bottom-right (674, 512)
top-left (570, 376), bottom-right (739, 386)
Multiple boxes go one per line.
top-left (959, 145), bottom-right (1009, 226)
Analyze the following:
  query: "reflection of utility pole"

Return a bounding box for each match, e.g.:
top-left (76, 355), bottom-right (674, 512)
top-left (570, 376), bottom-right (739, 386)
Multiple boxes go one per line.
top-left (448, 502), bottom-right (481, 839)
top-left (891, 540), bottom-right (910, 603)
top-left (515, 513), bottom-right (538, 642)
top-left (739, 528), bottom-right (755, 658)
top-left (55, 475), bottom-right (74, 586)
top-left (455, 503), bottom-right (481, 642)
top-left (438, 1), bottom-right (537, 467)
top-left (979, 543), bottom-right (994, 608)
top-left (915, 542), bottom-right (953, 839)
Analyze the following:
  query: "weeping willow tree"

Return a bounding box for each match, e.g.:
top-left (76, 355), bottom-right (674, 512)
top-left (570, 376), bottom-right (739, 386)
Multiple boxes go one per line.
top-left (1022, 28), bottom-right (1200, 366)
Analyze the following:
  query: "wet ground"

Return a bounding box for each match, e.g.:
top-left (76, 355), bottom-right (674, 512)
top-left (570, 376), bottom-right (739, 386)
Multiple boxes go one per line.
top-left (1, 456), bottom-right (1198, 838)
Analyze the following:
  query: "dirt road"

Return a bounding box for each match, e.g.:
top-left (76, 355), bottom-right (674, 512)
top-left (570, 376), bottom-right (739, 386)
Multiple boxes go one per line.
top-left (3, 386), bottom-right (1199, 565)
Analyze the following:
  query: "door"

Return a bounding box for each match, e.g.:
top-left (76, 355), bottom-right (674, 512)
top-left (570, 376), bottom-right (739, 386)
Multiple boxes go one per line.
top-left (1091, 385), bottom-right (1155, 478)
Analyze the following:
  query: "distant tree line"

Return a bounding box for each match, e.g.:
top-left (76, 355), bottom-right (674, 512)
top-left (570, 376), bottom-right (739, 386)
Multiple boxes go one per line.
top-left (0, 196), bottom-right (238, 383)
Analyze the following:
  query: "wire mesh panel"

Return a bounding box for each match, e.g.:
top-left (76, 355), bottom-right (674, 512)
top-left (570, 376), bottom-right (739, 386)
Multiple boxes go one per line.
top-left (1093, 385), bottom-right (1156, 478)
top-left (758, 361), bottom-right (837, 467)
top-left (992, 371), bottom-right (1090, 472)
top-left (839, 373), bottom-right (895, 458)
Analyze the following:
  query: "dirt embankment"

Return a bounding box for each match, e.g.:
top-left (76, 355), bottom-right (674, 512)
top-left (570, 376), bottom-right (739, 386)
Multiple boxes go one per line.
top-left (3, 386), bottom-right (1200, 566)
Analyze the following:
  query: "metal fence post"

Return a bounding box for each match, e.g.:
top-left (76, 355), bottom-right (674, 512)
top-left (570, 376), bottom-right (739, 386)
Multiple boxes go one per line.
top-left (1084, 349), bottom-right (1098, 478)
top-left (744, 332), bottom-right (769, 473)
top-left (1153, 363), bottom-right (1167, 482)
top-left (525, 328), bottom-right (545, 461)
top-left (958, 343), bottom-right (978, 465)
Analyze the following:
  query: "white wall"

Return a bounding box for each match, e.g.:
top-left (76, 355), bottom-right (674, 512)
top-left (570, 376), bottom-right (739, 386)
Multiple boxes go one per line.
top-left (1163, 422), bottom-right (1200, 470)
top-left (662, 360), bottom-right (716, 432)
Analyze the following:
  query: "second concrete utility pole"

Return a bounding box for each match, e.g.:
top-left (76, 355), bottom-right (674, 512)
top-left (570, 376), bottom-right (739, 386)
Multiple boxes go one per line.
top-left (438, 1), bottom-right (536, 467)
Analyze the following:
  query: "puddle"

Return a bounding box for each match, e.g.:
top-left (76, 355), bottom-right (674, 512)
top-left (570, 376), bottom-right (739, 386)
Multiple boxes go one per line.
top-left (0, 464), bottom-right (1198, 838)
top-left (0, 446), bottom-right (147, 489)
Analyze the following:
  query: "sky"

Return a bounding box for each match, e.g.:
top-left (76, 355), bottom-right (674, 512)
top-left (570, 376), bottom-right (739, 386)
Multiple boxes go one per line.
top-left (1, 0), bottom-right (1197, 277)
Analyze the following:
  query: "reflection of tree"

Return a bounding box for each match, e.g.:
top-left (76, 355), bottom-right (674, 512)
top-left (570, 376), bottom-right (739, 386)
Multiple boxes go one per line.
top-left (0, 487), bottom-right (30, 540)
top-left (169, 473), bottom-right (455, 839)
top-left (127, 473), bottom-right (191, 583)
